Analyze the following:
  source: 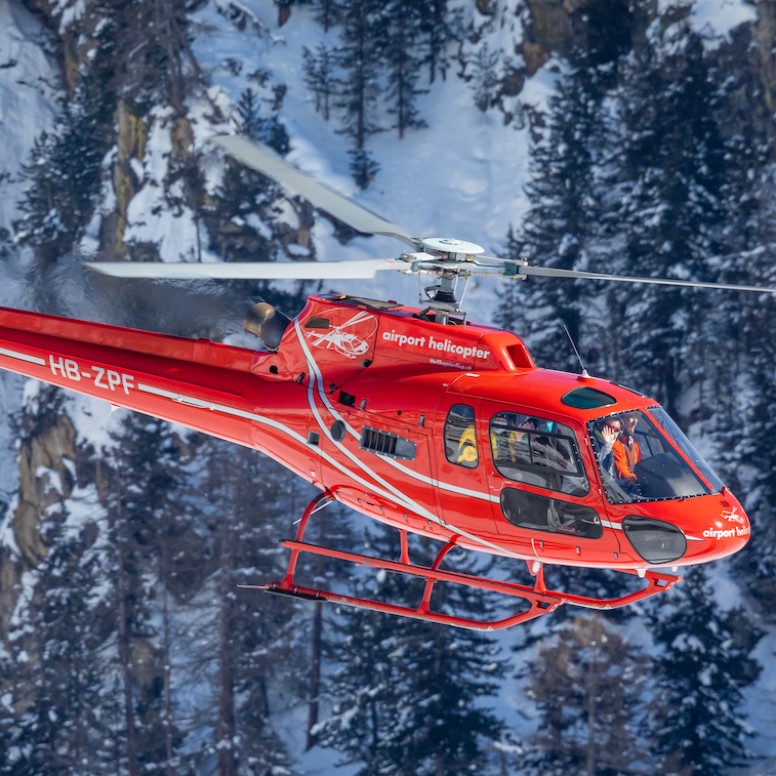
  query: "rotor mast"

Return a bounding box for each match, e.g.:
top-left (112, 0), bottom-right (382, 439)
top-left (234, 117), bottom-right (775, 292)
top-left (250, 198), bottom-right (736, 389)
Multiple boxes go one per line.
top-left (404, 237), bottom-right (485, 325)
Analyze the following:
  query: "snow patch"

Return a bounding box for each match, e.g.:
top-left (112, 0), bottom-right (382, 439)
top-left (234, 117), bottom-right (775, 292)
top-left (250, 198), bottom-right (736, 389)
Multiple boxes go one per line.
top-left (0, 2), bottom-right (58, 231)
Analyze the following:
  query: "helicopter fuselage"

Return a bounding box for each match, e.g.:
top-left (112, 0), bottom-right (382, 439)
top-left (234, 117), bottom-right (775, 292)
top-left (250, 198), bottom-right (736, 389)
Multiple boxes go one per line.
top-left (0, 293), bottom-right (748, 573)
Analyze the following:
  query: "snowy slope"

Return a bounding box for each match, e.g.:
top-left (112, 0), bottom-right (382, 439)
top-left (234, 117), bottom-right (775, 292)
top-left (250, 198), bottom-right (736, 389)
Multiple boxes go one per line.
top-left (0, 2), bottom-right (58, 232)
top-left (183, 0), bottom-right (551, 323)
top-left (0, 3), bottom-right (60, 514)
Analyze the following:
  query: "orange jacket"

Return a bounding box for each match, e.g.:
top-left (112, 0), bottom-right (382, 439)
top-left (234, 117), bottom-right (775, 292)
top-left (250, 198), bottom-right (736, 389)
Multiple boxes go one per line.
top-left (612, 435), bottom-right (641, 480)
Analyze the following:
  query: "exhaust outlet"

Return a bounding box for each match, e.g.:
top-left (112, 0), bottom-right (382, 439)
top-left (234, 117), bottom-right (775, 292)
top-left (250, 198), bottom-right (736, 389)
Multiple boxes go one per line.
top-left (243, 302), bottom-right (291, 351)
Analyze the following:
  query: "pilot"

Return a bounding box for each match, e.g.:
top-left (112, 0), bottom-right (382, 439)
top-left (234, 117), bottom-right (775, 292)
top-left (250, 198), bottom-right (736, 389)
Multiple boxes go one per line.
top-left (612, 415), bottom-right (641, 484)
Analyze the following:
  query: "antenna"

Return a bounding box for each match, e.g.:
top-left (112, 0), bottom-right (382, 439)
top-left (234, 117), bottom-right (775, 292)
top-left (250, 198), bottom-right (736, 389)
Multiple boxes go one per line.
top-left (562, 323), bottom-right (589, 378)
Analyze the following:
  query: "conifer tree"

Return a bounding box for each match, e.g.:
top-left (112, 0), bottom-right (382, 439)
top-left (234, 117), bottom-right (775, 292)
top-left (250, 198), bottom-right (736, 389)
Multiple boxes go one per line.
top-left (0, 504), bottom-right (113, 775)
top-left (313, 0), bottom-right (346, 32)
top-left (205, 88), bottom-right (292, 265)
top-left (380, 1), bottom-right (428, 138)
top-left (709, 147), bottom-right (776, 574)
top-left (15, 60), bottom-right (115, 263)
top-left (317, 529), bottom-right (505, 775)
top-left (516, 614), bottom-right (650, 776)
top-left (611, 28), bottom-right (729, 411)
top-left (0, 389), bottom-right (114, 774)
top-left (647, 567), bottom-right (762, 775)
top-left (303, 44), bottom-right (337, 121)
top-left (418, 0), bottom-right (455, 84)
top-left (92, 0), bottom-right (193, 114)
top-left (468, 43), bottom-right (502, 113)
top-left (728, 328), bottom-right (776, 611)
top-left (182, 441), bottom-right (295, 774)
top-left (334, 0), bottom-right (383, 187)
top-left (102, 413), bottom-right (191, 774)
top-left (306, 0), bottom-right (454, 184)
top-left (496, 62), bottom-right (610, 372)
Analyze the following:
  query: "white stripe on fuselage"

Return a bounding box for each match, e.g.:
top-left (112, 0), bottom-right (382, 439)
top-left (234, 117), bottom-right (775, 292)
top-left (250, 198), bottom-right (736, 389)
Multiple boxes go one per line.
top-left (294, 319), bottom-right (498, 503)
top-left (136, 382), bottom-right (430, 513)
top-left (292, 320), bottom-right (529, 560)
top-left (0, 346), bottom-right (47, 366)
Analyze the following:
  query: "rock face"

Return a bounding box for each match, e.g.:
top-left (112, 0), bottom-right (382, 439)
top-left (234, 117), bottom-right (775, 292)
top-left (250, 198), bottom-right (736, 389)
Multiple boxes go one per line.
top-left (16, 414), bottom-right (77, 561)
top-left (0, 390), bottom-right (78, 640)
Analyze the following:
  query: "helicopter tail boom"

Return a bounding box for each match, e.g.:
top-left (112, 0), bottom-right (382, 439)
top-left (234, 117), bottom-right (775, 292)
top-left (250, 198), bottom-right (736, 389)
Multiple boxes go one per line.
top-left (0, 306), bottom-right (265, 447)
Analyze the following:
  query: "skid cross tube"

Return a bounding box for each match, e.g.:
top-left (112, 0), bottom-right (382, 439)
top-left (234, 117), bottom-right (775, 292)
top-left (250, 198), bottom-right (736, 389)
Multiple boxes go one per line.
top-left (240, 493), bottom-right (683, 630)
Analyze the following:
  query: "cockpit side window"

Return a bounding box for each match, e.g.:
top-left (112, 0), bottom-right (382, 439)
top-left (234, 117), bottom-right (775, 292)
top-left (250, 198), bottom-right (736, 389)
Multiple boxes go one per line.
top-left (589, 409), bottom-right (713, 504)
top-left (489, 412), bottom-right (589, 496)
top-left (444, 404), bottom-right (478, 469)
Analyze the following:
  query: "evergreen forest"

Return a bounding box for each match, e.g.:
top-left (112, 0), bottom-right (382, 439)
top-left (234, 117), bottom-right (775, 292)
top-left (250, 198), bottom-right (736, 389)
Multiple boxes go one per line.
top-left (1, 0), bottom-right (775, 774)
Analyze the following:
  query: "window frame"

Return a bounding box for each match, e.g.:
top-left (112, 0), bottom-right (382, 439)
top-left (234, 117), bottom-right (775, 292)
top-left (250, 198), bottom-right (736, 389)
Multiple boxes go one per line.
top-left (587, 408), bottom-right (714, 504)
top-left (500, 487), bottom-right (603, 539)
top-left (443, 403), bottom-right (479, 469)
top-left (489, 411), bottom-right (590, 497)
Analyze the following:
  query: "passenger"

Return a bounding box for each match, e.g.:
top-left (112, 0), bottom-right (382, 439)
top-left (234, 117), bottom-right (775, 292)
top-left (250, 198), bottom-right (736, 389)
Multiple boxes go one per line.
top-left (521, 417), bottom-right (540, 431)
top-left (491, 415), bottom-right (534, 465)
top-left (457, 425), bottom-right (478, 466)
top-left (593, 418), bottom-right (622, 477)
top-left (532, 422), bottom-right (569, 466)
top-left (612, 415), bottom-right (641, 484)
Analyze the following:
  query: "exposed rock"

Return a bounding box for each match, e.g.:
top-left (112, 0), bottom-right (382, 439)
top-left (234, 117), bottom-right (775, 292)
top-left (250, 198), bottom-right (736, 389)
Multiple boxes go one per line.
top-left (109, 100), bottom-right (149, 258)
top-left (1, 394), bottom-right (78, 644)
top-left (14, 410), bottom-right (76, 561)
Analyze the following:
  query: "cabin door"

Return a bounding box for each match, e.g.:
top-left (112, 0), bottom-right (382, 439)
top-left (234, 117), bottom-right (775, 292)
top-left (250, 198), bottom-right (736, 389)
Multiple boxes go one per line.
top-left (433, 398), bottom-right (500, 539)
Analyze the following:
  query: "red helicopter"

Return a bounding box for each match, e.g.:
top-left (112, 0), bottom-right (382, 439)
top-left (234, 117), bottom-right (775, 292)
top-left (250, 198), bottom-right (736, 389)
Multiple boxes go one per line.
top-left (0, 135), bottom-right (770, 630)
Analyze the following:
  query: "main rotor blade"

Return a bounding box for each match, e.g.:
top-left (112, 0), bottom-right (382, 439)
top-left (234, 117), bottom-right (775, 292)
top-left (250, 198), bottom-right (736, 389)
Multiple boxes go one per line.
top-left (87, 258), bottom-right (399, 280)
top-left (211, 135), bottom-right (417, 247)
top-left (517, 264), bottom-right (776, 294)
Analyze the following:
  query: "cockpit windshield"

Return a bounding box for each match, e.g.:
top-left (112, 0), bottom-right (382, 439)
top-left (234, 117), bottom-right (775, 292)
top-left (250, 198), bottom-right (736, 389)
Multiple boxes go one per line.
top-left (588, 409), bottom-right (719, 504)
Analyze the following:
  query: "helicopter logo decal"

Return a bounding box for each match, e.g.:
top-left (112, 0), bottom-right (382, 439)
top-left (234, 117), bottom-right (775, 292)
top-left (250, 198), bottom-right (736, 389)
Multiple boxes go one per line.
top-left (721, 505), bottom-right (746, 525)
top-left (304, 310), bottom-right (376, 359)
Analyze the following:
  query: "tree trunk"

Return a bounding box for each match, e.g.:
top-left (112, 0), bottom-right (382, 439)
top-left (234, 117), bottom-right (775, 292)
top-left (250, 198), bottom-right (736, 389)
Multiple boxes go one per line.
top-left (116, 557), bottom-right (140, 776)
top-left (306, 602), bottom-right (324, 750)
top-left (217, 570), bottom-right (237, 775)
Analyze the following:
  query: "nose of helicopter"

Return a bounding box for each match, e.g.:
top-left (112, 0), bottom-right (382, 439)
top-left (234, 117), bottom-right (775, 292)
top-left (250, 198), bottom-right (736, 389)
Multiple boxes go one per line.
top-left (687, 492), bottom-right (751, 563)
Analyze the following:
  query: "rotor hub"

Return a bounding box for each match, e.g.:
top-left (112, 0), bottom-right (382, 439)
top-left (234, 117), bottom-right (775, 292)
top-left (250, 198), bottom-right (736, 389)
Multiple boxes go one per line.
top-left (419, 237), bottom-right (485, 256)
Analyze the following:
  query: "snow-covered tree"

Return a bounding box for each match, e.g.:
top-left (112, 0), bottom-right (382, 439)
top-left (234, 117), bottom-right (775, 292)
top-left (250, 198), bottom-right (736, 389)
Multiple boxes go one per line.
top-left (0, 388), bottom-right (115, 774)
top-left (647, 567), bottom-right (762, 775)
top-left (379, 1), bottom-right (429, 138)
top-left (317, 529), bottom-right (506, 775)
top-left (303, 44), bottom-right (337, 121)
top-left (15, 79), bottom-right (114, 263)
top-left (496, 61), bottom-right (611, 372)
top-left (516, 614), bottom-right (651, 776)
top-left (102, 413), bottom-right (192, 773)
top-left (181, 441), bottom-right (297, 774)
top-left (333, 0), bottom-right (384, 187)
top-left (609, 26), bottom-right (730, 412)
top-left (0, 504), bottom-right (115, 774)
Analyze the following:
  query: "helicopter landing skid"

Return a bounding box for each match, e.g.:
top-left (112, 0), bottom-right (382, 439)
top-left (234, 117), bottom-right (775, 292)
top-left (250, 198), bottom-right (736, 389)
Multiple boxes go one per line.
top-left (240, 493), bottom-right (682, 631)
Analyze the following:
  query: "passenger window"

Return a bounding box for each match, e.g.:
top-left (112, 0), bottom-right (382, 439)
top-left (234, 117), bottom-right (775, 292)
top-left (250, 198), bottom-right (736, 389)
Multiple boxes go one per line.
top-left (489, 412), bottom-right (589, 496)
top-left (444, 404), bottom-right (478, 469)
top-left (500, 488), bottom-right (603, 539)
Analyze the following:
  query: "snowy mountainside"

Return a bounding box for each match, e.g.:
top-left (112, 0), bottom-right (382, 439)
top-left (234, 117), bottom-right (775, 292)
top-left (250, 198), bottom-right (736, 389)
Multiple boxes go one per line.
top-left (0, 2), bottom-right (58, 233)
top-left (110, 0), bottom-right (544, 320)
top-left (1, 0), bottom-right (776, 774)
